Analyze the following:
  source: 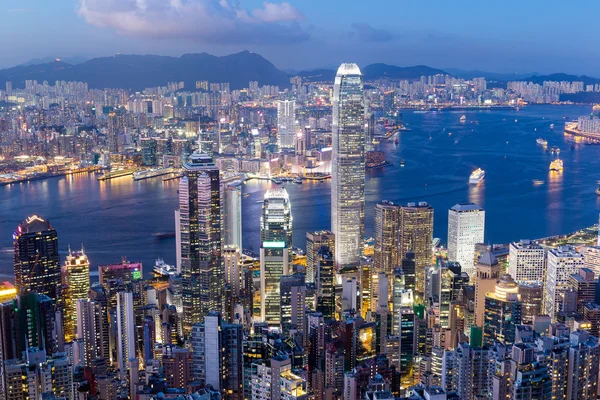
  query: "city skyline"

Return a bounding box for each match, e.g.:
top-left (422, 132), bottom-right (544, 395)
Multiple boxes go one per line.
top-left (1, 1), bottom-right (599, 75)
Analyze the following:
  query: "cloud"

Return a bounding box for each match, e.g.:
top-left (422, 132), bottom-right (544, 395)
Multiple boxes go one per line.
top-left (77, 0), bottom-right (309, 45)
top-left (351, 23), bottom-right (394, 42)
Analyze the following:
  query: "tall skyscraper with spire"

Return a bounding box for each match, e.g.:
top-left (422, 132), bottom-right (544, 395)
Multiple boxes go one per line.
top-left (13, 215), bottom-right (61, 305)
top-left (331, 63), bottom-right (365, 268)
top-left (178, 152), bottom-right (223, 334)
top-left (260, 188), bottom-right (293, 326)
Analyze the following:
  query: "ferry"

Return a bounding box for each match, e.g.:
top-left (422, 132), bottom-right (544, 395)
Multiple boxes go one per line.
top-left (550, 146), bottom-right (561, 155)
top-left (133, 167), bottom-right (174, 181)
top-left (469, 168), bottom-right (485, 184)
top-left (153, 258), bottom-right (177, 277)
top-left (293, 177), bottom-right (303, 184)
top-left (460, 115), bottom-right (467, 123)
top-left (536, 138), bottom-right (548, 146)
top-left (549, 159), bottom-right (563, 171)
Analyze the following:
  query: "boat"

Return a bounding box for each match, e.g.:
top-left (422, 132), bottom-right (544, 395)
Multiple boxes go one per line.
top-left (271, 178), bottom-right (283, 184)
top-left (152, 232), bottom-right (175, 239)
top-left (133, 168), bottom-right (174, 181)
top-left (293, 177), bottom-right (303, 184)
top-left (549, 159), bottom-right (563, 171)
top-left (460, 115), bottom-right (467, 122)
top-left (532, 179), bottom-right (545, 186)
top-left (536, 138), bottom-right (548, 146)
top-left (596, 187), bottom-right (600, 196)
top-left (448, 132), bottom-right (452, 136)
top-left (550, 146), bottom-right (561, 155)
top-left (469, 168), bottom-right (485, 184)
top-left (153, 258), bottom-right (177, 277)
top-left (515, 119), bottom-right (518, 122)
top-left (394, 138), bottom-right (399, 145)
top-left (400, 158), bottom-right (405, 167)
top-left (243, 193), bottom-right (250, 197)
top-left (550, 123), bottom-right (555, 130)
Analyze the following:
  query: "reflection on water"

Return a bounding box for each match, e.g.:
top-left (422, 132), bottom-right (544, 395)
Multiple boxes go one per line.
top-left (468, 182), bottom-right (485, 207)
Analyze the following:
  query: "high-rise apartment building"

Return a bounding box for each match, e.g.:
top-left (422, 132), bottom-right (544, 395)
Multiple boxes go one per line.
top-left (75, 299), bottom-right (106, 366)
top-left (509, 240), bottom-right (546, 284)
top-left (483, 274), bottom-right (522, 346)
top-left (331, 63), bottom-right (365, 268)
top-left (277, 100), bottom-right (296, 149)
top-left (448, 203), bottom-right (485, 278)
top-left (13, 215), bottom-right (61, 305)
top-left (178, 152), bottom-right (223, 333)
top-left (260, 188), bottom-right (293, 325)
top-left (62, 248), bottom-right (90, 342)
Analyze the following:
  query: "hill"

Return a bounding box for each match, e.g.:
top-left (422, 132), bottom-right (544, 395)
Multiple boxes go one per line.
top-left (298, 64), bottom-right (449, 82)
top-left (0, 51), bottom-right (291, 90)
top-left (520, 73), bottom-right (600, 86)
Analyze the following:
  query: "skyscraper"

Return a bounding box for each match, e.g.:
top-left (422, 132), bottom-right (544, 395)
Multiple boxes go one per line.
top-left (483, 274), bottom-right (522, 346)
top-left (399, 202), bottom-right (434, 295)
top-left (13, 215), bottom-right (61, 305)
top-left (222, 183), bottom-right (242, 250)
top-left (509, 240), bottom-right (546, 284)
top-left (447, 203), bottom-right (485, 278)
top-left (62, 248), bottom-right (90, 342)
top-left (331, 63), bottom-right (365, 269)
top-left (116, 292), bottom-right (136, 380)
top-left (277, 99), bottom-right (296, 149)
top-left (373, 200), bottom-right (400, 275)
top-left (260, 188), bottom-right (292, 325)
top-left (178, 152), bottom-right (223, 333)
top-left (76, 299), bottom-right (106, 366)
top-left (306, 231), bottom-right (335, 284)
top-left (545, 245), bottom-right (584, 320)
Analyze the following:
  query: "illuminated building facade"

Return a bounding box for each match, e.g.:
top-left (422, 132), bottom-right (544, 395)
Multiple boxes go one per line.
top-left (13, 215), bottom-right (61, 305)
top-left (400, 202), bottom-right (434, 295)
top-left (508, 240), bottom-right (546, 284)
top-left (448, 203), bottom-right (485, 278)
top-left (223, 184), bottom-right (242, 250)
top-left (260, 188), bottom-right (293, 325)
top-left (62, 248), bottom-right (90, 342)
top-left (483, 274), bottom-right (522, 346)
top-left (373, 200), bottom-right (400, 275)
top-left (544, 245), bottom-right (584, 320)
top-left (277, 100), bottom-right (296, 149)
top-left (178, 152), bottom-right (223, 333)
top-left (331, 63), bottom-right (365, 268)
top-left (306, 231), bottom-right (335, 284)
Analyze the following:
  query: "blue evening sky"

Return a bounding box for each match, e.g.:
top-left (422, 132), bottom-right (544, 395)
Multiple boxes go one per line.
top-left (1, 0), bottom-right (598, 75)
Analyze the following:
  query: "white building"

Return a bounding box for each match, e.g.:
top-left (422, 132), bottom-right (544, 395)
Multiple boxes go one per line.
top-left (508, 240), bottom-right (546, 283)
top-left (447, 203), bottom-right (485, 278)
top-left (581, 245), bottom-right (600, 277)
top-left (277, 100), bottom-right (296, 149)
top-left (116, 291), bottom-right (136, 380)
top-left (544, 246), bottom-right (584, 320)
top-left (223, 184), bottom-right (242, 250)
top-left (331, 63), bottom-right (365, 268)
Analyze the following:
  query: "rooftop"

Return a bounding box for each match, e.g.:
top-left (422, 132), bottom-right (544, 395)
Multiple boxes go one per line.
top-left (450, 202), bottom-right (483, 212)
top-left (336, 63), bottom-right (362, 77)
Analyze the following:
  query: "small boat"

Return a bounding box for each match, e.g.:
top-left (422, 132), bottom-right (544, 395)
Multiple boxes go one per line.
top-left (515, 119), bottom-right (518, 123)
top-left (243, 193), bottom-right (250, 197)
top-left (536, 138), bottom-right (548, 146)
top-left (400, 158), bottom-right (405, 167)
top-left (293, 177), bottom-right (303, 184)
top-left (550, 124), bottom-right (555, 130)
top-left (152, 232), bottom-right (175, 239)
top-left (532, 180), bottom-right (545, 186)
top-left (549, 159), bottom-right (563, 171)
top-left (460, 115), bottom-right (466, 122)
top-left (550, 146), bottom-right (560, 155)
top-left (272, 178), bottom-right (283, 184)
top-left (394, 138), bottom-right (399, 145)
top-left (534, 128), bottom-right (537, 132)
top-left (448, 132), bottom-right (453, 136)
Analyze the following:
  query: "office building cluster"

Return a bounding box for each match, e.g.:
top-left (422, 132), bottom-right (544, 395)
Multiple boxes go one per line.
top-left (3, 63), bottom-right (600, 400)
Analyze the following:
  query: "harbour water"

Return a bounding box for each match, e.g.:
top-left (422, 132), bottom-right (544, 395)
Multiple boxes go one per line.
top-left (1, 105), bottom-right (599, 278)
